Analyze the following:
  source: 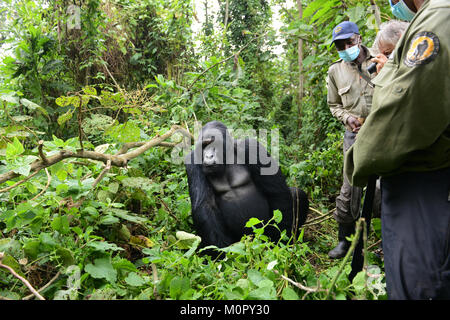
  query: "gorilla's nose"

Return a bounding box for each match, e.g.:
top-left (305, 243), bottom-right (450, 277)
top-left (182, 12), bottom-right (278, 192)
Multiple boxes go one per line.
top-left (204, 150), bottom-right (216, 166)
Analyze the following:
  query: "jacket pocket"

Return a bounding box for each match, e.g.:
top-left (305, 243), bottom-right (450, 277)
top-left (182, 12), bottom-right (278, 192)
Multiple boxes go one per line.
top-left (338, 85), bottom-right (351, 107)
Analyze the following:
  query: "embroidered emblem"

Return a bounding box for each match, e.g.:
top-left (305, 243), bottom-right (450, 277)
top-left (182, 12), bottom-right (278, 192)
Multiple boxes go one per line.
top-left (334, 26), bottom-right (342, 34)
top-left (404, 31), bottom-right (440, 67)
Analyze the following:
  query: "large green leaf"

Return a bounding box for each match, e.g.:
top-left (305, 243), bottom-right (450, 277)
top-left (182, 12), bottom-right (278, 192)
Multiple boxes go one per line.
top-left (85, 258), bottom-right (117, 283)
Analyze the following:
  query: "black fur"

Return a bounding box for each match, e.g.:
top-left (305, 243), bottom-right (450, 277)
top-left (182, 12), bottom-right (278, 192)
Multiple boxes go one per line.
top-left (185, 121), bottom-right (309, 248)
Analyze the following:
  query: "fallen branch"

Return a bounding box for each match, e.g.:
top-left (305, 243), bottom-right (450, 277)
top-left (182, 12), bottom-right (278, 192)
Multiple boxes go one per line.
top-left (0, 125), bottom-right (190, 188)
top-left (0, 170), bottom-right (40, 193)
top-left (304, 207), bottom-right (336, 226)
top-left (303, 213), bottom-right (334, 227)
top-left (0, 253), bottom-right (45, 300)
top-left (273, 269), bottom-right (325, 295)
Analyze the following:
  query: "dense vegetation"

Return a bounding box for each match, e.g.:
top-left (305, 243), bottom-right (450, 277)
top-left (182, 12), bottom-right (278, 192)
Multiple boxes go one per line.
top-left (0, 0), bottom-right (390, 300)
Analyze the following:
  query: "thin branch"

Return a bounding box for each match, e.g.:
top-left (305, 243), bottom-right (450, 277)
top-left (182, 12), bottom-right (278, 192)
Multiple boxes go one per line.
top-left (71, 160), bottom-right (111, 208)
top-left (23, 271), bottom-right (61, 300)
top-left (273, 269), bottom-right (325, 294)
top-left (308, 206), bottom-right (335, 217)
top-left (0, 170), bottom-right (40, 193)
top-left (0, 254), bottom-right (45, 300)
top-left (325, 219), bottom-right (364, 300)
top-left (151, 263), bottom-right (160, 300)
top-left (367, 239), bottom-right (382, 251)
top-left (303, 208), bottom-right (336, 227)
top-left (38, 140), bottom-right (48, 164)
top-left (187, 31), bottom-right (268, 90)
top-left (29, 168), bottom-right (51, 202)
top-left (303, 213), bottom-right (334, 227)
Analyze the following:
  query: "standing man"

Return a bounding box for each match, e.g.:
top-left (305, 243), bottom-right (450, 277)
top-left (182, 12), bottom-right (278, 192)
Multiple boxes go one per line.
top-left (326, 21), bottom-right (376, 259)
top-left (345, 0), bottom-right (449, 299)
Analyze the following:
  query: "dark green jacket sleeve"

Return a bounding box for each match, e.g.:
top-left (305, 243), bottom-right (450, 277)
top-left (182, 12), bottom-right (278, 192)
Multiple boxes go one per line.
top-left (344, 0), bottom-right (450, 187)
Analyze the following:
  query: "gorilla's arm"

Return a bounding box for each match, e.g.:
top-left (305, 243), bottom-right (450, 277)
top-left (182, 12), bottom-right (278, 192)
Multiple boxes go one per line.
top-left (185, 152), bottom-right (235, 248)
top-left (240, 138), bottom-right (295, 237)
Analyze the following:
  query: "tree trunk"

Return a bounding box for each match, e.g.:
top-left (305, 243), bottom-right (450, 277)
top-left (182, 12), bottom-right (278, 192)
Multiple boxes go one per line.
top-left (370, 0), bottom-right (381, 30)
top-left (296, 0), bottom-right (303, 130)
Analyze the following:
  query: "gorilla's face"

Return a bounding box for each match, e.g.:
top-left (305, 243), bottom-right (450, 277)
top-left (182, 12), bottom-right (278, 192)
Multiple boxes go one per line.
top-left (201, 134), bottom-right (225, 175)
top-left (197, 122), bottom-right (232, 176)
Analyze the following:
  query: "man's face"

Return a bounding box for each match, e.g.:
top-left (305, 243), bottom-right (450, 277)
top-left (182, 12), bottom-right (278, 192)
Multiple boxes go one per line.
top-left (334, 34), bottom-right (361, 51)
top-left (378, 41), bottom-right (395, 57)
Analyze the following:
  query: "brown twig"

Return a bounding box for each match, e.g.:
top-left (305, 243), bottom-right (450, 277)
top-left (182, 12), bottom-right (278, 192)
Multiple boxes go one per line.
top-left (0, 170), bottom-right (40, 193)
top-left (303, 208), bottom-right (336, 227)
top-left (151, 263), bottom-right (160, 300)
top-left (273, 269), bottom-right (325, 295)
top-left (23, 271), bottom-right (61, 300)
top-left (187, 31), bottom-right (268, 90)
top-left (0, 254), bottom-right (45, 300)
top-left (29, 168), bottom-right (51, 202)
top-left (71, 160), bottom-right (112, 208)
top-left (76, 94), bottom-right (85, 151)
top-left (38, 140), bottom-right (48, 164)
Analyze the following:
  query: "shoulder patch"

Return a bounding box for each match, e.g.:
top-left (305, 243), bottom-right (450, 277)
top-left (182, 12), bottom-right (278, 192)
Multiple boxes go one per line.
top-left (404, 31), bottom-right (440, 67)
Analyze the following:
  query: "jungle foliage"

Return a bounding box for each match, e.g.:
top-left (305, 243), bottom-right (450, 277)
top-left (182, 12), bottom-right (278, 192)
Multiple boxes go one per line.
top-left (0, 0), bottom-right (391, 300)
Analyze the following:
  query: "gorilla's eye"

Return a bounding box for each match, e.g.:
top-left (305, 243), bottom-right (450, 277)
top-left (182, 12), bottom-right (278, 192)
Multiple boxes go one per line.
top-left (202, 137), bottom-right (215, 147)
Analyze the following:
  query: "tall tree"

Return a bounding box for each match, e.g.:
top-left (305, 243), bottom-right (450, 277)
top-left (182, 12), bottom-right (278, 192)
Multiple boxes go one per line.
top-left (296, 0), bottom-right (303, 130)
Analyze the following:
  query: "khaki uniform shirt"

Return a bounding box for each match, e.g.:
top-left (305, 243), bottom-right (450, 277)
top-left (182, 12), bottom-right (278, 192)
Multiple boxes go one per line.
top-left (345, 0), bottom-right (450, 187)
top-left (326, 46), bottom-right (376, 131)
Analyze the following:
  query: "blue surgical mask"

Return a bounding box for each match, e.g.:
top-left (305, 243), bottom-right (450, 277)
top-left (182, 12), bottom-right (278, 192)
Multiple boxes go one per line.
top-left (389, 0), bottom-right (416, 21)
top-left (338, 44), bottom-right (360, 62)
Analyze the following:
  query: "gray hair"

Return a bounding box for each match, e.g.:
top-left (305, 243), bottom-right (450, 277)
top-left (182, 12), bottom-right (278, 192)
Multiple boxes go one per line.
top-left (373, 20), bottom-right (409, 53)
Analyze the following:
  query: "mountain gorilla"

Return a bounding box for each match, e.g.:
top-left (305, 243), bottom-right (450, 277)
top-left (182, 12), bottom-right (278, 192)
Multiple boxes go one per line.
top-left (184, 121), bottom-right (309, 249)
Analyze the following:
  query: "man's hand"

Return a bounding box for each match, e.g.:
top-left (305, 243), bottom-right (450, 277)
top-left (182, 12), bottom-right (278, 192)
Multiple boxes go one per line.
top-left (347, 116), bottom-right (362, 133)
top-left (371, 54), bottom-right (388, 74)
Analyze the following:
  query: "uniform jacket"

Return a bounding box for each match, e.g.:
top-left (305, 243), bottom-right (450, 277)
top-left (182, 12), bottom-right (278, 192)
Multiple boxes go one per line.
top-left (345, 0), bottom-right (450, 187)
top-left (326, 45), bottom-right (376, 131)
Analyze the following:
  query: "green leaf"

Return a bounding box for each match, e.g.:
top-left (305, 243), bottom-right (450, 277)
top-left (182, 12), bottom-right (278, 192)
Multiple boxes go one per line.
top-left (125, 272), bottom-right (146, 287)
top-left (57, 109), bottom-right (74, 126)
top-left (0, 254), bottom-right (26, 277)
top-left (245, 217), bottom-right (262, 228)
top-left (352, 270), bottom-right (366, 293)
top-left (85, 258), bottom-right (117, 283)
top-left (87, 241), bottom-right (124, 252)
top-left (248, 286), bottom-right (277, 300)
top-left (55, 247), bottom-right (75, 266)
top-left (20, 98), bottom-right (49, 116)
top-left (273, 209), bottom-right (283, 224)
top-left (82, 86), bottom-right (97, 96)
top-left (6, 137), bottom-right (24, 159)
top-left (175, 231), bottom-right (201, 250)
top-left (51, 215), bottom-right (70, 234)
top-left (282, 287), bottom-right (299, 300)
top-left (169, 276), bottom-right (190, 299)
top-left (247, 269), bottom-right (264, 286)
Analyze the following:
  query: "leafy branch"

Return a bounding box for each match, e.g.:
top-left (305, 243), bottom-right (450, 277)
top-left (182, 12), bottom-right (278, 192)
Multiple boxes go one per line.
top-left (0, 125), bottom-right (192, 188)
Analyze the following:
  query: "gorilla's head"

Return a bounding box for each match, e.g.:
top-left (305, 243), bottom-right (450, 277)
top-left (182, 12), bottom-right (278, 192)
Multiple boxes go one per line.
top-left (196, 121), bottom-right (234, 175)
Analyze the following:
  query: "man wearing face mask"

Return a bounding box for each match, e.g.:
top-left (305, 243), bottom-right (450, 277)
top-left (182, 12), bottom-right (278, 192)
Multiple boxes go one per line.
top-left (345, 0), bottom-right (449, 299)
top-left (326, 21), bottom-right (376, 259)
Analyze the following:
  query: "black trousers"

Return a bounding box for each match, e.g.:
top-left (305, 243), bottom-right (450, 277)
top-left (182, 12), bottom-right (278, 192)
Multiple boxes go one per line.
top-left (381, 167), bottom-right (450, 300)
